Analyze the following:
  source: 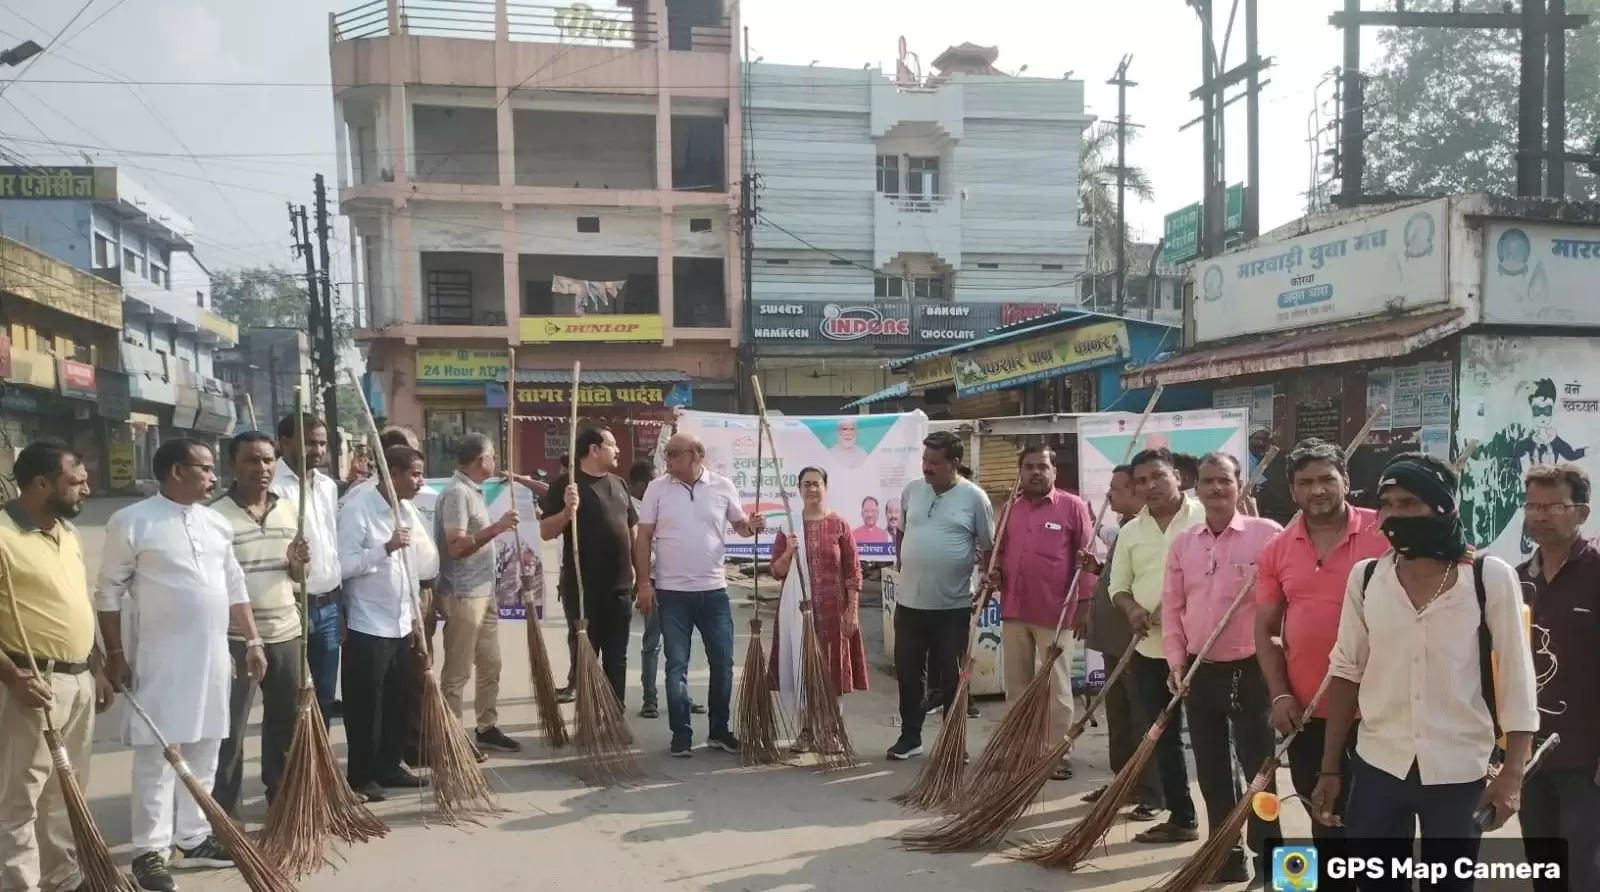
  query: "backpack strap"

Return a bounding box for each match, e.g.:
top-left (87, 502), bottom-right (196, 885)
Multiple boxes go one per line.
top-left (1473, 555), bottom-right (1502, 742)
top-left (1359, 557), bottom-right (1379, 596)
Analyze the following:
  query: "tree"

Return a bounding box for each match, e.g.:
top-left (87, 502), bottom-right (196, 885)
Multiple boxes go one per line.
top-left (1079, 122), bottom-right (1155, 270)
top-left (1363, 0), bottom-right (1599, 201)
top-left (210, 267), bottom-right (314, 329)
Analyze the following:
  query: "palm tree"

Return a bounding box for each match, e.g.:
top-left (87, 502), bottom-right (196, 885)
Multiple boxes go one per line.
top-left (1078, 122), bottom-right (1154, 273)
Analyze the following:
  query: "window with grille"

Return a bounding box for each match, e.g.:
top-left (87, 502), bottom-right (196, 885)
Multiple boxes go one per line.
top-left (426, 270), bottom-right (474, 325)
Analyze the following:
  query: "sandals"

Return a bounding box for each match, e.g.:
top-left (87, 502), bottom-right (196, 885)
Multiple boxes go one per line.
top-left (791, 729), bottom-right (814, 753)
top-left (1051, 761), bottom-right (1073, 781)
top-left (1083, 784), bottom-right (1109, 803)
top-left (1134, 821), bottom-right (1199, 843)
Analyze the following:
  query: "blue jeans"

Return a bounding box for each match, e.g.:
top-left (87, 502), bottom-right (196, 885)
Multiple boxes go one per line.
top-left (1344, 756), bottom-right (1483, 891)
top-left (657, 588), bottom-right (733, 746)
top-left (640, 606), bottom-right (663, 708)
top-left (306, 596), bottom-right (342, 723)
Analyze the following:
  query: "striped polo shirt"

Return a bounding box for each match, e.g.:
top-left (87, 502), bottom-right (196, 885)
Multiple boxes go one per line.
top-left (211, 488), bottom-right (302, 644)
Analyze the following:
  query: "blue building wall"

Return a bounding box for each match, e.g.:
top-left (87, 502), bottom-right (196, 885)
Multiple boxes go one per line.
top-left (1093, 322), bottom-right (1211, 413)
top-left (0, 200), bottom-right (92, 268)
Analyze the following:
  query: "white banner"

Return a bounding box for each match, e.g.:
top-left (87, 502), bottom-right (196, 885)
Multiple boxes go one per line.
top-left (1193, 199), bottom-right (1449, 343)
top-left (1075, 409), bottom-right (1251, 517)
top-left (411, 478), bottom-right (546, 620)
top-left (1482, 222), bottom-right (1600, 325)
top-left (672, 409), bottom-right (929, 562)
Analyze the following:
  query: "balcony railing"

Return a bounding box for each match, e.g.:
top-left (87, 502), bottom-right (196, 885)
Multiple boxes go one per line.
top-left (333, 0), bottom-right (662, 47)
top-left (883, 194), bottom-right (953, 214)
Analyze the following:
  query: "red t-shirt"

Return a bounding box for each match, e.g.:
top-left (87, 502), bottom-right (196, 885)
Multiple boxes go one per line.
top-left (1255, 506), bottom-right (1390, 718)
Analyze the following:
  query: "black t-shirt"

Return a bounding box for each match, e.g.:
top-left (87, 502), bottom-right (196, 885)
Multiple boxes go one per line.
top-left (540, 470), bottom-right (637, 598)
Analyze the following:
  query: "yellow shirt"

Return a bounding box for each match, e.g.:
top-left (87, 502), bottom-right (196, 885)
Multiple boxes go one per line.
top-left (1107, 497), bottom-right (1205, 659)
top-left (0, 504), bottom-right (93, 662)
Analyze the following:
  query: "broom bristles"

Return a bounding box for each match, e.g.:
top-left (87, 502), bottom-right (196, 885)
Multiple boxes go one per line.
top-left (900, 735), bottom-right (1071, 853)
top-left (42, 728), bottom-right (136, 892)
top-left (1155, 763), bottom-right (1277, 891)
top-left (571, 627), bottom-right (640, 785)
top-left (165, 745), bottom-right (297, 892)
top-left (892, 676), bottom-right (972, 811)
top-left (955, 645), bottom-right (1060, 810)
top-left (304, 693), bottom-right (386, 843)
top-left (525, 612), bottom-right (569, 748)
top-left (1016, 718), bottom-right (1167, 870)
top-left (797, 609), bottom-right (856, 771)
top-left (736, 617), bottom-right (785, 766)
top-left (416, 669), bottom-right (500, 824)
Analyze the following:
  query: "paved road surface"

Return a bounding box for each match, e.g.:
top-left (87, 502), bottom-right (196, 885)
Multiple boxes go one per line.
top-left (70, 496), bottom-right (1523, 891)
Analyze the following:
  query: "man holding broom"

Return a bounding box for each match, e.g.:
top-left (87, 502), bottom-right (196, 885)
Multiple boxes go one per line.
top-left (0, 439), bottom-right (115, 892)
top-left (1253, 438), bottom-right (1387, 881)
top-left (987, 444), bottom-right (1093, 781)
top-left (272, 412), bottom-right (343, 723)
top-left (213, 432), bottom-right (311, 819)
top-left (97, 439), bottom-right (267, 892)
top-left (1160, 452), bottom-right (1282, 883)
top-left (1110, 447), bottom-right (1204, 843)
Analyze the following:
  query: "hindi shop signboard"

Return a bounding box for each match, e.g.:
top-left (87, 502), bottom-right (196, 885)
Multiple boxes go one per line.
top-left (672, 409), bottom-right (929, 564)
top-left (1192, 198), bottom-right (1449, 343)
top-left (0, 166), bottom-right (117, 201)
top-left (750, 300), bottom-right (1000, 349)
top-left (1481, 223), bottom-right (1600, 326)
top-left (951, 319), bottom-right (1130, 397)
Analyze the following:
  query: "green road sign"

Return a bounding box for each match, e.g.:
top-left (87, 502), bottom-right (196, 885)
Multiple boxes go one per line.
top-left (1161, 184), bottom-right (1245, 265)
top-left (1225, 183), bottom-right (1244, 233)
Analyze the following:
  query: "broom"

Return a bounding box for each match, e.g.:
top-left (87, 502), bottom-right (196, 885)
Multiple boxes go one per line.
top-left (735, 389), bottom-right (786, 766)
top-left (898, 642), bottom-right (1143, 852)
top-left (261, 387), bottom-right (386, 876)
top-left (1017, 567), bottom-right (1260, 871)
top-left (750, 375), bottom-right (854, 771)
top-left (505, 350), bottom-right (569, 749)
top-left (0, 557), bottom-right (137, 892)
top-left (1155, 674), bottom-right (1335, 891)
top-left (954, 386), bottom-right (1166, 813)
top-left (565, 362), bottom-right (641, 785)
top-left (890, 473), bottom-right (1025, 811)
top-left (117, 684), bottom-right (297, 892)
top-left (345, 369), bottom-right (499, 824)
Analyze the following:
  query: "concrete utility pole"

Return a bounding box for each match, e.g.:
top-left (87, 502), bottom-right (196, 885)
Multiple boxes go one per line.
top-left (290, 202), bottom-right (321, 402)
top-left (1328, 0), bottom-right (1589, 204)
top-left (1108, 55), bottom-right (1136, 316)
top-left (313, 174), bottom-right (342, 472)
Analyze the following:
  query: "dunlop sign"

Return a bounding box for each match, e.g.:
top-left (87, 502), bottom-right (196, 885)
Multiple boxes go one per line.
top-left (952, 320), bottom-right (1130, 397)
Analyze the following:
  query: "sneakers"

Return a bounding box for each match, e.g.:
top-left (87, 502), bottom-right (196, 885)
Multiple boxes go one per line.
top-left (132, 852), bottom-right (177, 891)
top-left (475, 726), bottom-right (521, 753)
top-left (376, 768), bottom-right (428, 788)
top-left (669, 739), bottom-right (694, 758)
top-left (639, 702), bottom-right (660, 719)
top-left (171, 836), bottom-right (233, 870)
top-left (556, 686), bottom-right (576, 704)
top-left (922, 693), bottom-right (942, 715)
top-left (886, 738), bottom-right (923, 761)
top-left (690, 700), bottom-right (707, 715)
top-left (708, 731), bottom-right (741, 754)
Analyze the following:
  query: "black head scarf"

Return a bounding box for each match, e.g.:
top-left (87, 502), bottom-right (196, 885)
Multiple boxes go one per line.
top-left (1377, 458), bottom-right (1468, 561)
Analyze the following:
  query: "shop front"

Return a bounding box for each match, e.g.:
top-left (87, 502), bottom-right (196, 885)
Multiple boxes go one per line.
top-left (499, 372), bottom-right (694, 477)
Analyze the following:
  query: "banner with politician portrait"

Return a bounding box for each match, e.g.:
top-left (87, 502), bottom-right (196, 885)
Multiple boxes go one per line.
top-left (672, 409), bottom-right (930, 563)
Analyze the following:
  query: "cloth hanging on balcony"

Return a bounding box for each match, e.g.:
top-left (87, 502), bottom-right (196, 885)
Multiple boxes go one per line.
top-left (552, 275), bottom-right (624, 314)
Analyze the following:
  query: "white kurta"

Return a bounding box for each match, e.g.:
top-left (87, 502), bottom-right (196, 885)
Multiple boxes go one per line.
top-left (94, 495), bottom-right (248, 746)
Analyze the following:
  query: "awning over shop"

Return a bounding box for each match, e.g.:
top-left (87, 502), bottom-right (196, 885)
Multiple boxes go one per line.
top-left (1122, 308), bottom-right (1467, 389)
top-left (885, 308), bottom-right (1150, 371)
top-left (841, 382), bottom-right (908, 410)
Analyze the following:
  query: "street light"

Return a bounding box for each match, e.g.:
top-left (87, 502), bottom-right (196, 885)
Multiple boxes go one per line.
top-left (0, 40), bottom-right (42, 67)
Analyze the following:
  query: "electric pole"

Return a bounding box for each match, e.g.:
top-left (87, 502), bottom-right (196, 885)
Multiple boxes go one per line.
top-left (1187, 0), bottom-right (1270, 258)
top-left (290, 202), bottom-right (321, 409)
top-left (313, 174), bottom-right (342, 473)
top-left (1108, 56), bottom-right (1136, 316)
top-left (1329, 1), bottom-right (1589, 204)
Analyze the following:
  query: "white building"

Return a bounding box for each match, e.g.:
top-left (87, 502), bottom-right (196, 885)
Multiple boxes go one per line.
top-left (746, 43), bottom-right (1093, 411)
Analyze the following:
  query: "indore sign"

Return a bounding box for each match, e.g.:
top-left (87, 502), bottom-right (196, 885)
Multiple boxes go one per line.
top-left (751, 300), bottom-right (999, 348)
top-left (952, 320), bottom-right (1131, 397)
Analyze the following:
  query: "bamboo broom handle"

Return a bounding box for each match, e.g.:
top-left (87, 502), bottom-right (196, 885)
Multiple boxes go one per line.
top-left (245, 393), bottom-right (259, 432)
top-left (506, 349), bottom-right (520, 595)
top-left (749, 376), bottom-right (809, 607)
top-left (293, 386), bottom-right (313, 690)
top-left (1045, 384), bottom-right (1165, 638)
top-left (567, 362), bottom-right (585, 626)
top-left (749, 382), bottom-right (764, 615)
top-left (1, 552), bottom-right (63, 735)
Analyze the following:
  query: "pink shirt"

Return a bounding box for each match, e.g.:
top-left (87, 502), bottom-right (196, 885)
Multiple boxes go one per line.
top-left (997, 489), bottom-right (1095, 628)
top-left (1255, 506), bottom-right (1389, 717)
top-left (1161, 512), bottom-right (1283, 670)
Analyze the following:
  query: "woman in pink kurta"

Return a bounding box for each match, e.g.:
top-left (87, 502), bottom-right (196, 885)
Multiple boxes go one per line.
top-left (768, 467), bottom-right (866, 751)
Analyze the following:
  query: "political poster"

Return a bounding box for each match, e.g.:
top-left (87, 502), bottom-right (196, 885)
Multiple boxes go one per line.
top-left (672, 409), bottom-right (929, 562)
top-left (1459, 334), bottom-right (1600, 562)
top-left (411, 478), bottom-right (546, 620)
top-left (1075, 408), bottom-right (1252, 519)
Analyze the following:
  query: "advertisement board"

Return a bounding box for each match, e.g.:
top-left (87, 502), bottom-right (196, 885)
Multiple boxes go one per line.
top-left (519, 314), bottom-right (663, 343)
top-left (671, 409), bottom-right (929, 562)
top-left (1192, 199), bottom-right (1449, 342)
top-left (1482, 222), bottom-right (1600, 325)
top-left (750, 300), bottom-right (1001, 348)
top-left (952, 320), bottom-right (1130, 397)
top-left (1075, 408), bottom-right (1251, 518)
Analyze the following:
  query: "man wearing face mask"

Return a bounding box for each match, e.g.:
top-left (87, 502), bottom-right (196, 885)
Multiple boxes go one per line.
top-left (1313, 453), bottom-right (1539, 874)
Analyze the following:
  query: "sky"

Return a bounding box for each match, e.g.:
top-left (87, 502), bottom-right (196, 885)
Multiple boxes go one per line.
top-left (0, 0), bottom-right (1391, 290)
